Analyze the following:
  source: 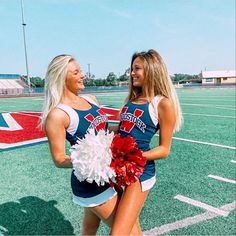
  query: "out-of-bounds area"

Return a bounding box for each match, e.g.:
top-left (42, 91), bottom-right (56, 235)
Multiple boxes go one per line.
top-left (0, 87), bottom-right (235, 235)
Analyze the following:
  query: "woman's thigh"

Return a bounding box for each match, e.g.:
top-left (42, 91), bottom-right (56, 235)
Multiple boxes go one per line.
top-left (90, 194), bottom-right (119, 227)
top-left (111, 181), bottom-right (149, 234)
top-left (82, 208), bottom-right (101, 235)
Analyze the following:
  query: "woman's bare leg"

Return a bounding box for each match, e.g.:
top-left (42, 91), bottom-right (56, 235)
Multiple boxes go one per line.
top-left (130, 219), bottom-right (142, 236)
top-left (90, 194), bottom-right (120, 227)
top-left (111, 181), bottom-right (149, 235)
top-left (82, 208), bottom-right (101, 235)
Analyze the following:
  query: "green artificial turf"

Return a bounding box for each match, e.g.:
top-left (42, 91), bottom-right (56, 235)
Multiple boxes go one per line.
top-left (0, 87), bottom-right (235, 235)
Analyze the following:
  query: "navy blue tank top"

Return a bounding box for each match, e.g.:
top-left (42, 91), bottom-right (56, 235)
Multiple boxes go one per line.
top-left (118, 96), bottom-right (163, 181)
top-left (57, 95), bottom-right (111, 198)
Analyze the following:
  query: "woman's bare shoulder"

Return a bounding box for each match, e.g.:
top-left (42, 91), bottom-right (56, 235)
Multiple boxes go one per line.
top-left (46, 107), bottom-right (69, 125)
top-left (82, 94), bottom-right (99, 105)
top-left (159, 97), bottom-right (173, 110)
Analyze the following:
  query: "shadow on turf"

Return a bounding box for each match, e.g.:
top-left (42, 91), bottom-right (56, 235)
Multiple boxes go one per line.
top-left (0, 196), bottom-right (75, 235)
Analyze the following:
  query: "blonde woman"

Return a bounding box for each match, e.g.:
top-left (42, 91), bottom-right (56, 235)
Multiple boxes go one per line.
top-left (111, 49), bottom-right (183, 235)
top-left (41, 55), bottom-right (119, 235)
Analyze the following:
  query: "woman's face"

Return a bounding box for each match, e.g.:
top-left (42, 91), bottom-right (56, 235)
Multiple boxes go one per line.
top-left (65, 60), bottom-right (85, 93)
top-left (131, 57), bottom-right (145, 87)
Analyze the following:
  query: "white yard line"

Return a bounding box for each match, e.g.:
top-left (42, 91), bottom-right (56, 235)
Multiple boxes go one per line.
top-left (182, 103), bottom-right (235, 108)
top-left (0, 105), bottom-right (16, 108)
top-left (31, 98), bottom-right (43, 100)
top-left (144, 201), bottom-right (236, 235)
top-left (174, 195), bottom-right (229, 217)
top-left (230, 160), bottom-right (236, 163)
top-left (208, 175), bottom-right (236, 184)
top-left (180, 96), bottom-right (235, 99)
top-left (181, 98), bottom-right (235, 101)
top-left (154, 135), bottom-right (236, 150)
top-left (0, 137), bottom-right (48, 149)
top-left (0, 100), bottom-right (39, 104)
top-left (183, 112), bottom-right (235, 119)
top-left (0, 226), bottom-right (7, 235)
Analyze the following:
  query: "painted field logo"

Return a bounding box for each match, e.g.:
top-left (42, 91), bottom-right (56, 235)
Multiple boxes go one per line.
top-left (0, 106), bottom-right (120, 151)
top-left (0, 112), bottom-right (46, 151)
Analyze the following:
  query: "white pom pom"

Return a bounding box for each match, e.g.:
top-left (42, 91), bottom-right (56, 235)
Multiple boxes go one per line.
top-left (70, 129), bottom-right (116, 186)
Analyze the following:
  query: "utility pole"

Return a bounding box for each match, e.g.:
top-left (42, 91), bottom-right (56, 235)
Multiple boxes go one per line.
top-left (20, 0), bottom-right (31, 94)
top-left (88, 63), bottom-right (91, 79)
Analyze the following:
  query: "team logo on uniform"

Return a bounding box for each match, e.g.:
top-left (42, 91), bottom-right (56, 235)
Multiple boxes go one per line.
top-left (120, 107), bottom-right (146, 133)
top-left (85, 108), bottom-right (107, 131)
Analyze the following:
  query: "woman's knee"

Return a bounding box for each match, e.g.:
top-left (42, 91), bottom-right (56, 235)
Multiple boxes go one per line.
top-left (130, 219), bottom-right (142, 236)
top-left (83, 218), bottom-right (100, 231)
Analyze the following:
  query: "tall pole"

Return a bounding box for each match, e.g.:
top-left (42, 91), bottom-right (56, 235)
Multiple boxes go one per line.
top-left (20, 0), bottom-right (30, 94)
top-left (88, 63), bottom-right (91, 79)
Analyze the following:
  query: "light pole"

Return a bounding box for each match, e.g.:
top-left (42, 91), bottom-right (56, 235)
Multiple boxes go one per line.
top-left (20, 0), bottom-right (30, 94)
top-left (87, 63), bottom-right (91, 79)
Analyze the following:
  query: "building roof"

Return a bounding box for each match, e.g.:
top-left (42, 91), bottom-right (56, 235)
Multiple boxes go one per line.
top-left (201, 70), bottom-right (236, 78)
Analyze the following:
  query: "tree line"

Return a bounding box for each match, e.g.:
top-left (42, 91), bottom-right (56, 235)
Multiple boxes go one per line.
top-left (28, 69), bottom-right (200, 88)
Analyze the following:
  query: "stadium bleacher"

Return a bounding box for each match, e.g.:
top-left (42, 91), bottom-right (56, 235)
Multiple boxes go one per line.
top-left (0, 74), bottom-right (25, 95)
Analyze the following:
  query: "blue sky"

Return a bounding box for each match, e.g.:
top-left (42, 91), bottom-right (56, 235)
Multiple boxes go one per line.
top-left (0, 0), bottom-right (235, 79)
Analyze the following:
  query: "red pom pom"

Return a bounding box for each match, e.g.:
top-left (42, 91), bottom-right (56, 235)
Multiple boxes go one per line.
top-left (110, 134), bottom-right (146, 188)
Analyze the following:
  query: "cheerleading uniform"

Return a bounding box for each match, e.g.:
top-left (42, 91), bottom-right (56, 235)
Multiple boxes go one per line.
top-left (118, 95), bottom-right (164, 192)
top-left (57, 95), bottom-right (117, 207)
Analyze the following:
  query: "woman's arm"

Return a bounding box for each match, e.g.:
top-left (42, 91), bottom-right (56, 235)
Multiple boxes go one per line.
top-left (45, 109), bottom-right (72, 168)
top-left (144, 98), bottom-right (176, 161)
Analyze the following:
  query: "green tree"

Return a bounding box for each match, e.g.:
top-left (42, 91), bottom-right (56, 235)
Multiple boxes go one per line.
top-left (94, 79), bottom-right (105, 86)
top-left (30, 77), bottom-right (44, 87)
top-left (105, 72), bottom-right (118, 86)
top-left (171, 74), bottom-right (200, 84)
top-left (118, 68), bottom-right (130, 82)
top-left (84, 73), bottom-right (96, 86)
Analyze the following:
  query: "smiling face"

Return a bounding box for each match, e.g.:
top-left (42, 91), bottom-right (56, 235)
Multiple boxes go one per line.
top-left (131, 57), bottom-right (145, 88)
top-left (65, 60), bottom-right (85, 93)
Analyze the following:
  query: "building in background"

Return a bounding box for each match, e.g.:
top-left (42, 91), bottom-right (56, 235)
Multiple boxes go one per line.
top-left (200, 70), bottom-right (236, 85)
top-left (0, 74), bottom-right (25, 95)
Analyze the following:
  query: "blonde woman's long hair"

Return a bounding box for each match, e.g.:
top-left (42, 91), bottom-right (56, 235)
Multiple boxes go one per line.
top-left (126, 49), bottom-right (183, 131)
top-left (41, 54), bottom-right (75, 127)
